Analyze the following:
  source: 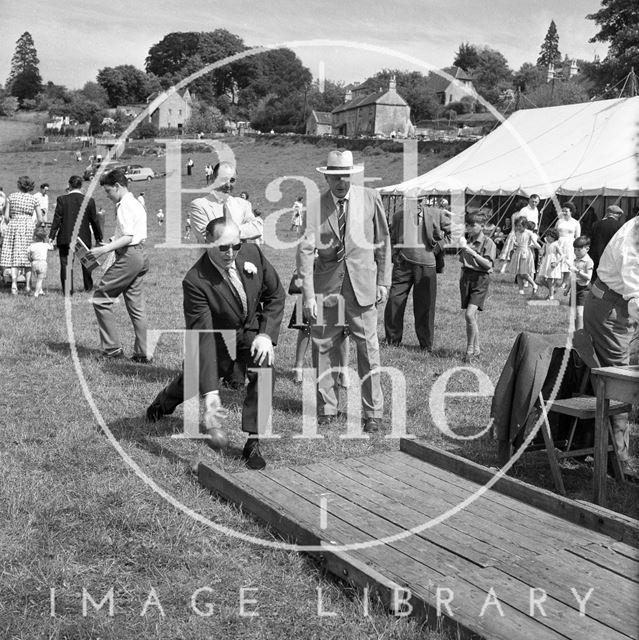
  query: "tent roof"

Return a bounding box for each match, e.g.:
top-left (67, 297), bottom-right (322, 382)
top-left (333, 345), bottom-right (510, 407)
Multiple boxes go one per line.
top-left (379, 97), bottom-right (639, 198)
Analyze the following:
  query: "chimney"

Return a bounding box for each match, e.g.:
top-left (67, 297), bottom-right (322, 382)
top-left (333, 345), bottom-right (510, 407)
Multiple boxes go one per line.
top-left (547, 63), bottom-right (555, 83)
top-left (389, 74), bottom-right (396, 92)
top-left (344, 90), bottom-right (352, 103)
top-left (569, 59), bottom-right (578, 78)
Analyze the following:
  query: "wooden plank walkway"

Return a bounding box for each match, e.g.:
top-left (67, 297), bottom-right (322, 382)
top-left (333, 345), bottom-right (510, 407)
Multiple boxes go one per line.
top-left (197, 441), bottom-right (639, 640)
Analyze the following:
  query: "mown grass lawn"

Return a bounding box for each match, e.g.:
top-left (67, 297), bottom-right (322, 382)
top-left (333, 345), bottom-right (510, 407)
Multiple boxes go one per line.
top-left (1, 138), bottom-right (636, 639)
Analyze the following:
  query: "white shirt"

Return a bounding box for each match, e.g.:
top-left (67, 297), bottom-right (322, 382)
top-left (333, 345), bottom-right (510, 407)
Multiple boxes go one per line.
top-left (512, 204), bottom-right (539, 228)
top-left (189, 193), bottom-right (263, 243)
top-left (114, 191), bottom-right (147, 245)
top-left (34, 192), bottom-right (49, 221)
top-left (597, 217), bottom-right (639, 301)
top-left (28, 241), bottom-right (52, 263)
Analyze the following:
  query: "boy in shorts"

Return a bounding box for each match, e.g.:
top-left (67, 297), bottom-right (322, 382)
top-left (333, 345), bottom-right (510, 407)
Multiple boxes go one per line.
top-left (458, 212), bottom-right (496, 362)
top-left (566, 235), bottom-right (593, 331)
top-left (27, 226), bottom-right (53, 297)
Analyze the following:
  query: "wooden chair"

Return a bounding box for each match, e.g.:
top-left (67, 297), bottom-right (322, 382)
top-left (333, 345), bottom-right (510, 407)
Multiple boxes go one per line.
top-left (536, 331), bottom-right (631, 495)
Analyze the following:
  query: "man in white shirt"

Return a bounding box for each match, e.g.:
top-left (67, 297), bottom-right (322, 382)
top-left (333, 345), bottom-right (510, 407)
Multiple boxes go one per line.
top-left (189, 162), bottom-right (263, 244)
top-left (34, 183), bottom-right (50, 223)
top-left (88, 168), bottom-right (150, 362)
top-left (584, 217), bottom-right (639, 472)
top-left (512, 193), bottom-right (540, 229)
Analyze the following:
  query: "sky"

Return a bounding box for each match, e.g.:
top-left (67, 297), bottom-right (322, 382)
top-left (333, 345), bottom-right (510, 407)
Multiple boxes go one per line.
top-left (1, 0), bottom-right (606, 89)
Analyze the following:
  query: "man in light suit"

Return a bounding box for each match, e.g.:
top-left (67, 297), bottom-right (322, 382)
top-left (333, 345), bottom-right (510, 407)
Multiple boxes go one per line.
top-left (297, 150), bottom-right (391, 432)
top-left (48, 175), bottom-right (102, 293)
top-left (146, 217), bottom-right (285, 469)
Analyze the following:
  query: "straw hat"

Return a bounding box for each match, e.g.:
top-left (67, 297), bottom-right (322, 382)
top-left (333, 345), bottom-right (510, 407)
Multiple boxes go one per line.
top-left (316, 150), bottom-right (364, 175)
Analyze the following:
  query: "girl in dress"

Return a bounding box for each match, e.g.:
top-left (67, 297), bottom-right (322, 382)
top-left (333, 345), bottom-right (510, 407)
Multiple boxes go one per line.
top-left (555, 202), bottom-right (581, 289)
top-left (536, 228), bottom-right (563, 299)
top-left (504, 216), bottom-right (540, 294)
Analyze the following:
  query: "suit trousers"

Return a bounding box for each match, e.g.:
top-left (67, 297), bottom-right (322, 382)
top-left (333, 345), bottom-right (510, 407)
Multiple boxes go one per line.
top-left (151, 330), bottom-right (273, 434)
top-left (583, 291), bottom-right (633, 460)
top-left (92, 244), bottom-right (149, 357)
top-left (311, 269), bottom-right (383, 418)
top-left (384, 257), bottom-right (437, 351)
top-left (58, 245), bottom-right (93, 294)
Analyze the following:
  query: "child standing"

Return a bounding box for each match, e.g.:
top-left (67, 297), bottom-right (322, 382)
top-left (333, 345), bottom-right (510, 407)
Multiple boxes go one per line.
top-left (503, 216), bottom-right (539, 295)
top-left (536, 228), bottom-right (563, 299)
top-left (458, 212), bottom-right (496, 362)
top-left (565, 235), bottom-right (593, 331)
top-left (156, 208), bottom-right (164, 226)
top-left (27, 226), bottom-right (52, 297)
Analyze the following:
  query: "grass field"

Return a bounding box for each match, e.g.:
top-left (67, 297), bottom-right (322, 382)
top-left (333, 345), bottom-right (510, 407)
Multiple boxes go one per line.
top-left (1, 137), bottom-right (637, 640)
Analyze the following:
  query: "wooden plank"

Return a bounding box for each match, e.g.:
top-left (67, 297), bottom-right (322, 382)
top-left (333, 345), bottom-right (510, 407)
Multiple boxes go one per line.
top-left (400, 439), bottom-right (639, 545)
top-left (497, 551), bottom-right (639, 637)
top-left (566, 543), bottom-right (639, 584)
top-left (371, 451), bottom-right (613, 549)
top-left (199, 463), bottom-right (563, 640)
top-left (325, 456), bottom-right (544, 560)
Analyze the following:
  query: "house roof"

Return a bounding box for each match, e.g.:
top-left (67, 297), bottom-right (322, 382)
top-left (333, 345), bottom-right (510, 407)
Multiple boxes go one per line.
top-left (146, 87), bottom-right (191, 103)
top-left (332, 87), bottom-right (408, 114)
top-left (380, 97), bottom-right (639, 198)
top-left (428, 66), bottom-right (474, 94)
top-left (311, 110), bottom-right (332, 125)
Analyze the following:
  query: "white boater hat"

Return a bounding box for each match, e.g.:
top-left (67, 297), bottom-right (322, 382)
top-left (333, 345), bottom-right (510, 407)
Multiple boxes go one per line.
top-left (316, 149), bottom-right (364, 175)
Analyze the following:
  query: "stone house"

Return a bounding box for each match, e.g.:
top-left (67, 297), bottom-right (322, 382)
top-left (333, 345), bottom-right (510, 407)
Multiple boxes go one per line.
top-left (146, 88), bottom-right (193, 131)
top-left (331, 77), bottom-right (412, 137)
top-left (305, 110), bottom-right (333, 136)
top-left (428, 66), bottom-right (477, 105)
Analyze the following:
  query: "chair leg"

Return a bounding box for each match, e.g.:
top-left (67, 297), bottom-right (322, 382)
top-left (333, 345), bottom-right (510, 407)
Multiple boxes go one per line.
top-left (607, 420), bottom-right (625, 482)
top-left (539, 393), bottom-right (566, 495)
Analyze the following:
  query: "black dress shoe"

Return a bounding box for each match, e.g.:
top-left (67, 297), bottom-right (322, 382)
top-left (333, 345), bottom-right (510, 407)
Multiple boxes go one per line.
top-left (317, 414), bottom-right (339, 425)
top-left (362, 417), bottom-right (381, 433)
top-left (131, 354), bottom-right (153, 364)
top-left (146, 403), bottom-right (164, 423)
top-left (242, 438), bottom-right (266, 470)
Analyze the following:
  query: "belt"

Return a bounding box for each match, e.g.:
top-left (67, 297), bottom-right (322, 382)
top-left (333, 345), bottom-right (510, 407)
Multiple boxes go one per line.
top-left (591, 279), bottom-right (625, 306)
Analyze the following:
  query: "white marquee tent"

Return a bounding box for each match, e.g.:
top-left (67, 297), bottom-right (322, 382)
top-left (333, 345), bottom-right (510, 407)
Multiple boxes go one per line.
top-left (380, 97), bottom-right (639, 200)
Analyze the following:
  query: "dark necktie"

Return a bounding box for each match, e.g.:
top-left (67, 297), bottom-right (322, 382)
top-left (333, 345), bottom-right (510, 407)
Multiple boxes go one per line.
top-left (336, 199), bottom-right (346, 262)
top-left (226, 263), bottom-right (248, 317)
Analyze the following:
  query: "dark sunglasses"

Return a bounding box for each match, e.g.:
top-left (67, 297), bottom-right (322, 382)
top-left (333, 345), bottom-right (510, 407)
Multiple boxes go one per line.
top-left (218, 243), bottom-right (242, 252)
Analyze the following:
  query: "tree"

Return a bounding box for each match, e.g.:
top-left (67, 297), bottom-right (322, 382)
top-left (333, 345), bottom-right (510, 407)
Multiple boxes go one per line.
top-left (472, 47), bottom-right (513, 104)
top-left (513, 62), bottom-right (546, 92)
top-left (97, 65), bottom-right (161, 107)
top-left (454, 43), bottom-right (480, 72)
top-left (584, 0), bottom-right (639, 97)
top-left (6, 32), bottom-right (42, 104)
top-left (521, 78), bottom-right (589, 108)
top-left (184, 97), bottom-right (224, 134)
top-left (307, 79), bottom-right (347, 113)
top-left (537, 20), bottom-right (562, 68)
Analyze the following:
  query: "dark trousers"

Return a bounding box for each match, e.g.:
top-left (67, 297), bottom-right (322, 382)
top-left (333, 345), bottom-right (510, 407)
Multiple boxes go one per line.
top-left (58, 244), bottom-right (94, 293)
top-left (151, 330), bottom-right (273, 435)
top-left (384, 257), bottom-right (437, 350)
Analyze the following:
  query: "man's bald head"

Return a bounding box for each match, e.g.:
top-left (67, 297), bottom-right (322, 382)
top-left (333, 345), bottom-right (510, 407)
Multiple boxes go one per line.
top-left (212, 162), bottom-right (236, 193)
top-left (205, 217), bottom-right (241, 269)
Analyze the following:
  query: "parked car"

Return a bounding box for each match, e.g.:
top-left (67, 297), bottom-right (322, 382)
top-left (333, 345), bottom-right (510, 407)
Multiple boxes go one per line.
top-left (125, 165), bottom-right (155, 182)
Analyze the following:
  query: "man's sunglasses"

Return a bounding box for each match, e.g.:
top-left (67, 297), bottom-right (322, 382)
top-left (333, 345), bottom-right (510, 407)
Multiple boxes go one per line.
top-left (217, 243), bottom-right (242, 252)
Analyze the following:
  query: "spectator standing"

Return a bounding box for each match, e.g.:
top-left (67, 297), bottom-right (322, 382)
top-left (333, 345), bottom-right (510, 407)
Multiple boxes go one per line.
top-left (137, 192), bottom-right (146, 210)
top-left (556, 202), bottom-right (581, 289)
top-left (291, 196), bottom-right (304, 235)
top-left (187, 157), bottom-right (194, 176)
top-left (34, 183), bottom-right (49, 223)
top-left (27, 226), bottom-right (52, 297)
top-left (0, 176), bottom-right (43, 294)
top-left (87, 169), bottom-right (150, 362)
top-left (565, 235), bottom-right (593, 331)
top-left (48, 175), bottom-right (102, 294)
top-left (590, 205), bottom-right (623, 280)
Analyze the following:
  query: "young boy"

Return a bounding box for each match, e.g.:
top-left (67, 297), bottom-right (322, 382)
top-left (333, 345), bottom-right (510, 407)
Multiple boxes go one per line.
top-left (566, 235), bottom-right (594, 331)
top-left (27, 226), bottom-right (53, 297)
top-left (458, 212), bottom-right (497, 362)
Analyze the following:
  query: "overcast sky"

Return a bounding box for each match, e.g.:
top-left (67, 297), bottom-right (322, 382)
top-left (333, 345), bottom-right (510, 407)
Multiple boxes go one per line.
top-left (1, 0), bottom-right (606, 89)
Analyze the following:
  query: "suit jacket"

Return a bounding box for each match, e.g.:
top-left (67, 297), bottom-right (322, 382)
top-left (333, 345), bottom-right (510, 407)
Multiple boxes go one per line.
top-left (49, 191), bottom-right (102, 247)
top-left (590, 217), bottom-right (622, 269)
top-left (390, 204), bottom-right (452, 264)
top-left (297, 185), bottom-right (391, 307)
top-left (182, 243), bottom-right (285, 395)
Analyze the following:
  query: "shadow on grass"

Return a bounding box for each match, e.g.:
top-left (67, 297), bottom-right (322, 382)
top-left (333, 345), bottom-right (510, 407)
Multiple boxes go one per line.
top-left (47, 340), bottom-right (177, 382)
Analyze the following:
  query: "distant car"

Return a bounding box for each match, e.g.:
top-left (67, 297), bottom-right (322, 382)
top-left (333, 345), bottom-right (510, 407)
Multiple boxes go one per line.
top-left (125, 165), bottom-right (155, 182)
top-left (82, 160), bottom-right (119, 181)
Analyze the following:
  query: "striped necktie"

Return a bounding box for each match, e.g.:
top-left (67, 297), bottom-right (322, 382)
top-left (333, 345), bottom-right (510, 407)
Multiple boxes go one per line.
top-left (226, 263), bottom-right (248, 317)
top-left (336, 199), bottom-right (346, 262)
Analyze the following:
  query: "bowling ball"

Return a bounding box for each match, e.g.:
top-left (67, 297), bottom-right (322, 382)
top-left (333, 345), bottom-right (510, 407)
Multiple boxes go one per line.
top-left (205, 427), bottom-right (229, 451)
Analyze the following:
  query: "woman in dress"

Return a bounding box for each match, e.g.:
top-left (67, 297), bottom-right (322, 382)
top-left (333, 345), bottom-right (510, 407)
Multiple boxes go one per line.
top-left (1, 176), bottom-right (43, 294)
top-left (555, 202), bottom-right (581, 289)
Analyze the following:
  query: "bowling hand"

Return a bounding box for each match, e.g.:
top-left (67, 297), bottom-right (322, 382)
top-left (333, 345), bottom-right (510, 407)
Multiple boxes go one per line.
top-left (251, 334), bottom-right (274, 366)
top-left (204, 391), bottom-right (228, 430)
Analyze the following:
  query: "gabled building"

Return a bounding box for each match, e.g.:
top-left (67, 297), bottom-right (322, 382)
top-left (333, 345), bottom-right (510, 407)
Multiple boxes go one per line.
top-left (306, 110), bottom-right (332, 135)
top-left (331, 76), bottom-right (411, 137)
top-left (428, 66), bottom-right (477, 105)
top-left (146, 88), bottom-right (193, 131)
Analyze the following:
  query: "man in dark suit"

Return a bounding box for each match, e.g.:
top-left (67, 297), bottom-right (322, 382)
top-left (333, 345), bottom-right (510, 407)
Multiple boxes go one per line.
top-left (147, 217), bottom-right (285, 470)
top-left (384, 200), bottom-right (451, 352)
top-left (48, 175), bottom-right (102, 293)
top-left (589, 204), bottom-right (623, 281)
